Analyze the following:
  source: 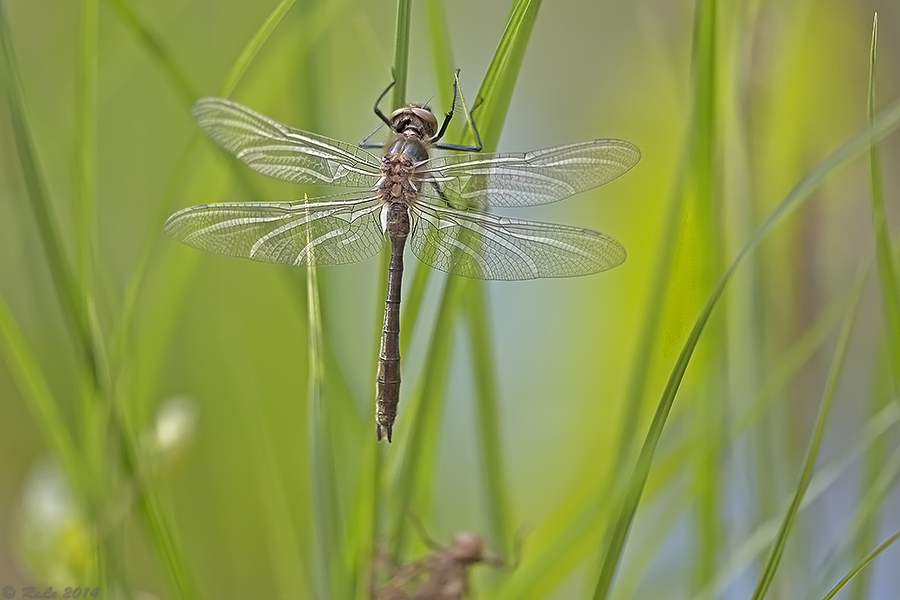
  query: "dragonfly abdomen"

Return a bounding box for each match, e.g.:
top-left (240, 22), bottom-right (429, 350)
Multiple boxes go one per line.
top-left (376, 203), bottom-right (411, 442)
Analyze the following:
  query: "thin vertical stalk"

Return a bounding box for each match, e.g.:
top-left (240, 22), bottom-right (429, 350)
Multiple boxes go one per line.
top-left (465, 289), bottom-right (514, 553)
top-left (866, 13), bottom-right (900, 401)
top-left (750, 270), bottom-right (864, 599)
top-left (308, 257), bottom-right (345, 600)
top-left (389, 0), bottom-right (541, 557)
top-left (399, 0), bottom-right (456, 355)
top-left (219, 0), bottom-right (296, 98)
top-left (103, 0), bottom-right (197, 105)
top-left (0, 1), bottom-right (94, 376)
top-left (688, 0), bottom-right (722, 589)
top-left (820, 527), bottom-right (900, 600)
top-left (369, 0), bottom-right (414, 576)
top-left (391, 0), bottom-right (412, 110)
top-left (76, 0), bottom-right (98, 300)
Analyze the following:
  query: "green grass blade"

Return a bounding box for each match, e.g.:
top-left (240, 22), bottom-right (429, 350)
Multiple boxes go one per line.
top-left (103, 0), bottom-right (197, 105)
top-left (0, 2), bottom-right (93, 372)
top-left (106, 3), bottom-right (308, 594)
top-left (369, 0), bottom-right (414, 556)
top-left (689, 383), bottom-right (898, 600)
top-left (390, 276), bottom-right (468, 553)
top-left (424, 0), bottom-right (454, 102)
top-left (866, 13), bottom-right (900, 399)
top-left (0, 294), bottom-right (84, 494)
top-left (391, 0), bottom-right (413, 109)
top-left (806, 434), bottom-right (900, 600)
top-left (465, 289), bottom-right (514, 554)
top-left (470, 0), bottom-right (542, 150)
top-left (75, 0), bottom-right (98, 296)
top-left (590, 92), bottom-right (900, 600)
top-left (749, 269), bottom-right (864, 600)
top-left (115, 0), bottom-right (314, 364)
top-left (306, 262), bottom-right (347, 600)
top-left (135, 486), bottom-right (201, 599)
top-left (398, 0), bottom-right (457, 354)
top-left (390, 0), bottom-right (542, 554)
top-left (219, 0), bottom-right (296, 97)
top-left (684, 0), bottom-right (722, 588)
top-left (848, 352), bottom-right (890, 600)
top-left (458, 0), bottom-right (544, 555)
top-left (819, 527), bottom-right (900, 600)
top-left (74, 0), bottom-right (114, 515)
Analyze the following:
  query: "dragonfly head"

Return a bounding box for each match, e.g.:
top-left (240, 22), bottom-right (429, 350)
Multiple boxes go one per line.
top-left (389, 105), bottom-right (438, 139)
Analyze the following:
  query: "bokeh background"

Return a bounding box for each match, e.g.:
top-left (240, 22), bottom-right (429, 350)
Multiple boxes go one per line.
top-left (1, 0), bottom-right (899, 598)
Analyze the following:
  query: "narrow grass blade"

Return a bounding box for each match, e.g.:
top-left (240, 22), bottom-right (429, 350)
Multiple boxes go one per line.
top-left (106, 2), bottom-right (311, 594)
top-left (424, 0), bottom-right (454, 103)
top-left (819, 527), bottom-right (900, 600)
top-left (866, 13), bottom-right (900, 400)
top-left (391, 0), bottom-right (413, 109)
top-left (135, 486), bottom-right (201, 599)
top-left (465, 289), bottom-right (515, 554)
top-left (0, 295), bottom-right (84, 494)
top-left (470, 0), bottom-right (542, 150)
top-left (374, 0), bottom-right (413, 387)
top-left (75, 0), bottom-right (98, 295)
top-left (103, 0), bottom-right (197, 105)
top-left (804, 436), bottom-right (900, 600)
top-left (390, 275), bottom-right (468, 553)
top-left (106, 0), bottom-right (197, 106)
top-left (690, 384), bottom-right (898, 600)
top-left (0, 2), bottom-right (93, 372)
top-left (847, 352), bottom-right (890, 600)
top-left (683, 0), bottom-right (723, 588)
top-left (307, 251), bottom-right (346, 599)
top-left (456, 0), bottom-right (544, 555)
top-left (390, 0), bottom-right (542, 554)
top-left (749, 271), bottom-right (863, 599)
top-left (116, 0), bottom-right (318, 366)
top-left (398, 0), bottom-right (457, 355)
top-left (590, 92), bottom-right (900, 600)
top-left (219, 0), bottom-right (296, 97)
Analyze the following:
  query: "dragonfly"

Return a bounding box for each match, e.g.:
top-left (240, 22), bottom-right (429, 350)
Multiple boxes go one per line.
top-left (164, 74), bottom-right (640, 442)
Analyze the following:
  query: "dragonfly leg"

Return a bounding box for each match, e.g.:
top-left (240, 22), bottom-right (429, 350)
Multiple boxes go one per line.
top-left (359, 120), bottom-right (387, 148)
top-left (374, 75), bottom-right (395, 128)
top-left (431, 69), bottom-right (483, 152)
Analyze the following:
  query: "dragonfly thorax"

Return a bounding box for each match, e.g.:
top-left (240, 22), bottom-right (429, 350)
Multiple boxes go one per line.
top-left (378, 149), bottom-right (422, 205)
top-left (388, 105), bottom-right (438, 139)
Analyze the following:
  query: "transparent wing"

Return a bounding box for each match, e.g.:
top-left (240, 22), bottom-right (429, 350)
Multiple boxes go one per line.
top-left (193, 97), bottom-right (382, 188)
top-left (409, 204), bottom-right (625, 280)
top-left (418, 140), bottom-right (640, 208)
top-left (165, 191), bottom-right (385, 267)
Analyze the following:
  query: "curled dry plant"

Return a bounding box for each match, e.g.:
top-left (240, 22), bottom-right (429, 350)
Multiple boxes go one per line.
top-left (371, 531), bottom-right (510, 600)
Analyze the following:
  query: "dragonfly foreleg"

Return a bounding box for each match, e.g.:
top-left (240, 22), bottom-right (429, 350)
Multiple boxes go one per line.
top-left (374, 75), bottom-right (396, 128)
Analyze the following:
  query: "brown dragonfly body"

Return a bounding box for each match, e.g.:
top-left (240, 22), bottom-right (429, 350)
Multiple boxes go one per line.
top-left (164, 75), bottom-right (640, 441)
top-left (373, 106), bottom-right (441, 441)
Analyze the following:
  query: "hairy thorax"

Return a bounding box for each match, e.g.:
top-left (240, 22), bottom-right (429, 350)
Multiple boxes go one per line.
top-left (378, 136), bottom-right (429, 206)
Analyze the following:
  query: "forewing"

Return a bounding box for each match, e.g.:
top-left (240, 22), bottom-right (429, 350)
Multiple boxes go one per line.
top-left (409, 204), bottom-right (625, 280)
top-left (165, 192), bottom-right (385, 267)
top-left (419, 139), bottom-right (640, 208)
top-left (194, 97), bottom-right (381, 188)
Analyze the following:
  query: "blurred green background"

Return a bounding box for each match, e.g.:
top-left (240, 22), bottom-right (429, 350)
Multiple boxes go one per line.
top-left (1, 0), bottom-right (900, 598)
